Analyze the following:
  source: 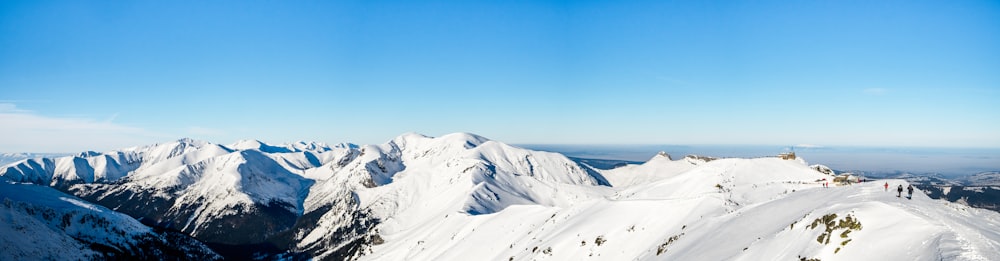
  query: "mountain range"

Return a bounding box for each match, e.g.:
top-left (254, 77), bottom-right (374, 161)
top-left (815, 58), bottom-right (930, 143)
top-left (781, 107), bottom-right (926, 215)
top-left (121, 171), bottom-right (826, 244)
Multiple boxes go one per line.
top-left (2, 133), bottom-right (999, 260)
top-left (0, 152), bottom-right (71, 167)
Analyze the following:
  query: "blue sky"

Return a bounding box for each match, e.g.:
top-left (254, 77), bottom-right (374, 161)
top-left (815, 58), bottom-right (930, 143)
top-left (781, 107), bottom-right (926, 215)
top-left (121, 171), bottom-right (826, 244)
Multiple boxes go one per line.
top-left (1, 1), bottom-right (998, 152)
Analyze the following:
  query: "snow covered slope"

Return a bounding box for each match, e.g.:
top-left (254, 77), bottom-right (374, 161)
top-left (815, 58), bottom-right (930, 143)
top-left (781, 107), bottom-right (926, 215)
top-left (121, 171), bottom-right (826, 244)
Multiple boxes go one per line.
top-left (0, 181), bottom-right (219, 260)
top-left (601, 152), bottom-right (707, 187)
top-left (289, 132), bottom-right (614, 259)
top-left (359, 155), bottom-right (1000, 261)
top-left (0, 133), bottom-right (613, 259)
top-left (3, 133), bottom-right (999, 261)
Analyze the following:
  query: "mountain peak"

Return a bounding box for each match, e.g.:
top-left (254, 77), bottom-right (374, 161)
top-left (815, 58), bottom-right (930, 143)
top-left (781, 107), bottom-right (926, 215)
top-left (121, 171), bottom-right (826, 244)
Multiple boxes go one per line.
top-left (77, 151), bottom-right (101, 158)
top-left (392, 132), bottom-right (431, 142)
top-left (390, 132), bottom-right (491, 150)
top-left (286, 141), bottom-right (337, 152)
top-left (654, 151), bottom-right (672, 160)
top-left (176, 137), bottom-right (210, 146)
top-left (227, 139), bottom-right (296, 153)
top-left (229, 139), bottom-right (266, 148)
top-left (438, 132), bottom-right (490, 148)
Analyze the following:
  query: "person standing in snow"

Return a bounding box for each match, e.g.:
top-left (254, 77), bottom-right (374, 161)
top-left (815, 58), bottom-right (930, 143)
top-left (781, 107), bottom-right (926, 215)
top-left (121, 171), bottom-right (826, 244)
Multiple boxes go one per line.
top-left (907, 185), bottom-right (914, 199)
top-left (897, 185), bottom-right (903, 198)
top-left (884, 182), bottom-right (889, 191)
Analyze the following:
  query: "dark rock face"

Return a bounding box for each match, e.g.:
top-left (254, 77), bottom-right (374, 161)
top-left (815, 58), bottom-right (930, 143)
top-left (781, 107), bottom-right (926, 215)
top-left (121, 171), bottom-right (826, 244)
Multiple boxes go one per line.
top-left (68, 182), bottom-right (381, 260)
top-left (127, 229), bottom-right (223, 261)
top-left (70, 183), bottom-right (179, 228)
top-left (174, 200), bottom-right (300, 245)
top-left (196, 195), bottom-right (382, 260)
top-left (287, 205), bottom-right (381, 260)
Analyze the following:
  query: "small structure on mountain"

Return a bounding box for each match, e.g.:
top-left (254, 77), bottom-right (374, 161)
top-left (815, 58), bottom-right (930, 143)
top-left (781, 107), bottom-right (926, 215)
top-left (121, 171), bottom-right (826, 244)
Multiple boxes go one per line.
top-left (833, 173), bottom-right (860, 185)
top-left (778, 151), bottom-right (796, 160)
top-left (684, 154), bottom-right (717, 162)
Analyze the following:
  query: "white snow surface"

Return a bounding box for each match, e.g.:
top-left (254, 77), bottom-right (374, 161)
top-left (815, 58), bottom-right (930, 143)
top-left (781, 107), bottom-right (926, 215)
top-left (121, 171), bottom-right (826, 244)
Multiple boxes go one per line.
top-left (0, 181), bottom-right (152, 260)
top-left (3, 133), bottom-right (1000, 261)
top-left (356, 151), bottom-right (1000, 261)
top-left (296, 132), bottom-right (614, 258)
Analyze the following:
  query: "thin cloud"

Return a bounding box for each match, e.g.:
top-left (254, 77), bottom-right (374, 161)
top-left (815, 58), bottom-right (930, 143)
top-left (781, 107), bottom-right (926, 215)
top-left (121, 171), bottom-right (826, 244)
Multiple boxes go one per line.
top-left (0, 103), bottom-right (168, 153)
top-left (0, 99), bottom-right (50, 104)
top-left (104, 113), bottom-right (120, 123)
top-left (0, 103), bottom-right (30, 113)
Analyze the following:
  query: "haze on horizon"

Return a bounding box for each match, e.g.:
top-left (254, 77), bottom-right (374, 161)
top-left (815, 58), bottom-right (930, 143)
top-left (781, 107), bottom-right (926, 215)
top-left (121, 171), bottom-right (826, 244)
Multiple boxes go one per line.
top-left (1, 1), bottom-right (998, 153)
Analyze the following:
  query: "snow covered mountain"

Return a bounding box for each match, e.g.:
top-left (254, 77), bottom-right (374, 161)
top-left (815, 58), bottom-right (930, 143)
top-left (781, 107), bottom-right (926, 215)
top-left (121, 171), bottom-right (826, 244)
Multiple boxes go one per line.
top-left (0, 152), bottom-right (70, 167)
top-left (0, 138), bottom-right (349, 257)
top-left (0, 182), bottom-right (219, 260)
top-left (2, 132), bottom-right (999, 260)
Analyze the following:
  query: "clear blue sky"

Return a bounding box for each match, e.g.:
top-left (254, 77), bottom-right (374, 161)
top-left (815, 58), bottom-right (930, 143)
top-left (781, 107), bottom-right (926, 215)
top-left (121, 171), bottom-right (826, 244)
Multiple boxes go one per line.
top-left (1, 0), bottom-right (998, 152)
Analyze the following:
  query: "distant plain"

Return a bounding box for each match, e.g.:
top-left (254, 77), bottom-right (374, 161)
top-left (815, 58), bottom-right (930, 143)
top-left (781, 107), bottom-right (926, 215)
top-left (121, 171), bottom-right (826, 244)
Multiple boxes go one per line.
top-left (521, 144), bottom-right (1000, 177)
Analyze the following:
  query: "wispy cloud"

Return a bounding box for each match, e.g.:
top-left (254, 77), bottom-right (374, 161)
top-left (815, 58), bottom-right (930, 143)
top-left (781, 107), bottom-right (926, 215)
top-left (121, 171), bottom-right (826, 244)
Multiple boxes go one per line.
top-left (862, 88), bottom-right (888, 95)
top-left (0, 103), bottom-right (30, 113)
top-left (0, 99), bottom-right (50, 104)
top-left (104, 113), bottom-right (120, 123)
top-left (0, 103), bottom-right (168, 153)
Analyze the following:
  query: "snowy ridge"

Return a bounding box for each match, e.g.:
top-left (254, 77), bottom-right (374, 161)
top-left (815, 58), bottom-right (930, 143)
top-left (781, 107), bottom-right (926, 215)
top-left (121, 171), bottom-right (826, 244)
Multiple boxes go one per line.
top-left (358, 150), bottom-right (1000, 261)
top-left (226, 139), bottom-right (343, 154)
top-left (2, 133), bottom-right (1000, 260)
top-left (0, 152), bottom-right (70, 167)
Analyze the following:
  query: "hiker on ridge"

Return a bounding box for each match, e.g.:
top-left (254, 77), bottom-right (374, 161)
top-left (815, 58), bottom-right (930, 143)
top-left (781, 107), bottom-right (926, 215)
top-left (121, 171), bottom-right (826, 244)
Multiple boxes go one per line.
top-left (907, 185), bottom-right (914, 199)
top-left (897, 185), bottom-right (903, 198)
top-left (884, 182), bottom-right (888, 191)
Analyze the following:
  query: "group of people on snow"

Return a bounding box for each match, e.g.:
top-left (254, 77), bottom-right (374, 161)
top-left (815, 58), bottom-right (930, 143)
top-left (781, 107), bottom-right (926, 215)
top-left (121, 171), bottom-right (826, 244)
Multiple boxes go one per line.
top-left (884, 182), bottom-right (914, 199)
top-left (820, 180), bottom-right (916, 200)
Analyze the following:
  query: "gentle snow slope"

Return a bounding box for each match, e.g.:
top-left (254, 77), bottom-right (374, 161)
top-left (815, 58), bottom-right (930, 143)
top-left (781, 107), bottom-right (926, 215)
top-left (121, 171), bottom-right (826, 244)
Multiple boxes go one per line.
top-left (359, 156), bottom-right (1000, 261)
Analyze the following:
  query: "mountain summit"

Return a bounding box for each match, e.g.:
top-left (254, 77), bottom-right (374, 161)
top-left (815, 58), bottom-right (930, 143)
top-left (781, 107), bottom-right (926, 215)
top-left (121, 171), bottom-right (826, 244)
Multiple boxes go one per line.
top-left (2, 133), bottom-right (999, 260)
